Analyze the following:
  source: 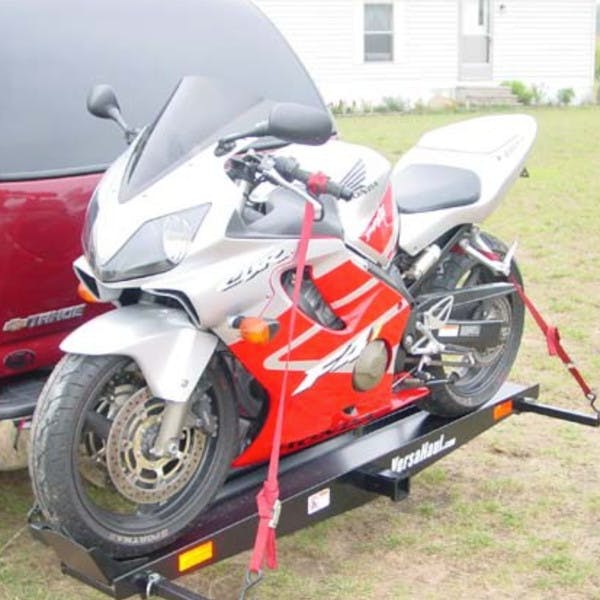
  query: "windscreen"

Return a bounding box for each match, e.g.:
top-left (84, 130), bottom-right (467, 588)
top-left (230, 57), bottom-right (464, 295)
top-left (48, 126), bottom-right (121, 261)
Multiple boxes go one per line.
top-left (122, 78), bottom-right (273, 201)
top-left (0, 0), bottom-right (327, 181)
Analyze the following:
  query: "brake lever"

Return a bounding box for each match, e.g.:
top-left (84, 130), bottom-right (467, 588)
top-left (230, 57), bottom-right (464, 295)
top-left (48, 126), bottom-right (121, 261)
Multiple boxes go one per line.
top-left (259, 156), bottom-right (323, 220)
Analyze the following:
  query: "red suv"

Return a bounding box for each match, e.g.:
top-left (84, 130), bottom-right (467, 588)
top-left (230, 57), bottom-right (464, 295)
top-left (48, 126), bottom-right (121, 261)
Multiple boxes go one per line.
top-left (0, 0), bottom-right (247, 421)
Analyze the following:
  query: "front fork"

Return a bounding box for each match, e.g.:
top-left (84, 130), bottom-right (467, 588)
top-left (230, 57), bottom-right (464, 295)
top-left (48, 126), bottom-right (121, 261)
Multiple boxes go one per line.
top-left (151, 402), bottom-right (191, 458)
top-left (151, 384), bottom-right (218, 458)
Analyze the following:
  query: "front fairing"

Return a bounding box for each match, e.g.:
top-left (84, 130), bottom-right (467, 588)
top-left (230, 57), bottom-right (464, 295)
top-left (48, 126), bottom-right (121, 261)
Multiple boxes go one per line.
top-left (83, 139), bottom-right (242, 284)
top-left (80, 0), bottom-right (332, 284)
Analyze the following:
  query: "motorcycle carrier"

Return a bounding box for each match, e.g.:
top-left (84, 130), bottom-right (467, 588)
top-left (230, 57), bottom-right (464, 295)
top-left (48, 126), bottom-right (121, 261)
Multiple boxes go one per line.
top-left (29, 381), bottom-right (599, 600)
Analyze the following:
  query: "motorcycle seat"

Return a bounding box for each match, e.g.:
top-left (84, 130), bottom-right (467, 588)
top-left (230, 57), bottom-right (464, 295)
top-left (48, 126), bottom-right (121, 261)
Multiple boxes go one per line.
top-left (393, 164), bottom-right (481, 214)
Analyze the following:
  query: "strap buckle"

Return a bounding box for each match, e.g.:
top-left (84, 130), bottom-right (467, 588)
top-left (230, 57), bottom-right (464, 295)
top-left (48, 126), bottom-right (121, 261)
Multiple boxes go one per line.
top-left (269, 499), bottom-right (282, 529)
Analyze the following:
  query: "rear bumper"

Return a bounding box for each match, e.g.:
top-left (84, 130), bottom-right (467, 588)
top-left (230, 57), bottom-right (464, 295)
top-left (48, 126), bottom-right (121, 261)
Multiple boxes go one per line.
top-left (0, 370), bottom-right (48, 420)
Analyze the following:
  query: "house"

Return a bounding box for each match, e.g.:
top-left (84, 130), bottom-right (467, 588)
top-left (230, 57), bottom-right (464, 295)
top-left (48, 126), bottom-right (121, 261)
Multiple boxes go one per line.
top-left (254, 0), bottom-right (597, 106)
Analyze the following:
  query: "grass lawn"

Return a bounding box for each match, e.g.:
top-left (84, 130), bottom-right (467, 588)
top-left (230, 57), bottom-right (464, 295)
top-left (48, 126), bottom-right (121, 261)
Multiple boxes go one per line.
top-left (1, 106), bottom-right (599, 599)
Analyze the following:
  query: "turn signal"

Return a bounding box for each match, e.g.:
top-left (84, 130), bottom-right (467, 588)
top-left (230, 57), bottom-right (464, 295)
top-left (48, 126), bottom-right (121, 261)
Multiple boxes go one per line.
top-left (235, 317), bottom-right (279, 345)
top-left (77, 282), bottom-right (98, 304)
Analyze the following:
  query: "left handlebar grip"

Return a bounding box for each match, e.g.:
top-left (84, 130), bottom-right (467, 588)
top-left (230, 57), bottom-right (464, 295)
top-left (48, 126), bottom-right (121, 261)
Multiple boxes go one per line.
top-left (307, 172), bottom-right (354, 201)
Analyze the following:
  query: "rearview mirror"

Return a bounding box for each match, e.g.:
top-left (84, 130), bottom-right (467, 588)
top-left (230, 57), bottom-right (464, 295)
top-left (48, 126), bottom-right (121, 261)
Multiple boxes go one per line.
top-left (267, 103), bottom-right (333, 146)
top-left (215, 102), bottom-right (333, 156)
top-left (87, 84), bottom-right (122, 121)
top-left (87, 84), bottom-right (136, 144)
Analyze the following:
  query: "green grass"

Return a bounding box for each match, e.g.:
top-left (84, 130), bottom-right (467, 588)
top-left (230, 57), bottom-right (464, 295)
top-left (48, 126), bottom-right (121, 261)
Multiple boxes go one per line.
top-left (1, 106), bottom-right (600, 599)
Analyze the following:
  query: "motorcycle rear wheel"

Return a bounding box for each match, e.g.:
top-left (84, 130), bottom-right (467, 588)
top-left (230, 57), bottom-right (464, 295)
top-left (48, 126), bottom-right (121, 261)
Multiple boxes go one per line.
top-left (419, 233), bottom-right (525, 417)
top-left (29, 353), bottom-right (238, 558)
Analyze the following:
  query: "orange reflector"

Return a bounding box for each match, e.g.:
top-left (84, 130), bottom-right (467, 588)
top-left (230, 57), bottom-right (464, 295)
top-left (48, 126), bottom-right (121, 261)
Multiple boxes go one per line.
top-left (240, 317), bottom-right (272, 345)
top-left (178, 540), bottom-right (214, 573)
top-left (493, 400), bottom-right (513, 421)
top-left (77, 282), bottom-right (98, 303)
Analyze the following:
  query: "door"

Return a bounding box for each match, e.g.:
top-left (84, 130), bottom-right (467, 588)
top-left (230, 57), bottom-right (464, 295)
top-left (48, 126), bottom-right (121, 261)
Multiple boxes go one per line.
top-left (460, 0), bottom-right (492, 80)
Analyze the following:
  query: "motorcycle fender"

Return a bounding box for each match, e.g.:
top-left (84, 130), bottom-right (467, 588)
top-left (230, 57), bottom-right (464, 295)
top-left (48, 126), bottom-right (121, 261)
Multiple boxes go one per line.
top-left (60, 304), bottom-right (218, 403)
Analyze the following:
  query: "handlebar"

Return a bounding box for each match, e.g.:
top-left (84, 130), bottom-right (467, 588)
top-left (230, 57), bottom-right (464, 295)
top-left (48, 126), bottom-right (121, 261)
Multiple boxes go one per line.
top-left (273, 157), bottom-right (354, 201)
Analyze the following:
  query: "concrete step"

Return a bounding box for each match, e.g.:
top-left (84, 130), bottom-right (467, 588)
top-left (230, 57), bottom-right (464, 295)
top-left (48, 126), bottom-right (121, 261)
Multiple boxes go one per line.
top-left (456, 86), bottom-right (521, 107)
top-left (457, 86), bottom-right (515, 97)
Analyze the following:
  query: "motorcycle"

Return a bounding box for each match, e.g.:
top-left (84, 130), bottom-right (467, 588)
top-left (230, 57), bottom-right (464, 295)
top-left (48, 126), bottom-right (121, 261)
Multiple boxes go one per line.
top-left (29, 13), bottom-right (536, 559)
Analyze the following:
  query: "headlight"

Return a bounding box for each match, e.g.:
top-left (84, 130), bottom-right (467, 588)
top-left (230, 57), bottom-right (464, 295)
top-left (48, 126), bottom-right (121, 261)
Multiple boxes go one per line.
top-left (89, 205), bottom-right (210, 283)
top-left (162, 213), bottom-right (196, 264)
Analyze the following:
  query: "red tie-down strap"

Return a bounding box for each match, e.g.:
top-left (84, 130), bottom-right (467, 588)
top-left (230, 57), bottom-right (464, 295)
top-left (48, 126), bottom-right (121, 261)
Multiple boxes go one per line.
top-left (477, 246), bottom-right (596, 409)
top-left (243, 201), bottom-right (316, 591)
top-left (508, 275), bottom-right (597, 406)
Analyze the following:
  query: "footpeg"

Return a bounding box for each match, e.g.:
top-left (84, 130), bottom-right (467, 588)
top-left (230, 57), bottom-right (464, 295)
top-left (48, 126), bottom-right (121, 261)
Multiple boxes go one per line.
top-left (405, 296), bottom-right (454, 356)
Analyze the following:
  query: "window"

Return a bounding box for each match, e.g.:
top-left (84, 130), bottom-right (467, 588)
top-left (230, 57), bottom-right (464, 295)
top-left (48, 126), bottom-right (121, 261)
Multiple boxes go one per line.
top-left (364, 3), bottom-right (394, 62)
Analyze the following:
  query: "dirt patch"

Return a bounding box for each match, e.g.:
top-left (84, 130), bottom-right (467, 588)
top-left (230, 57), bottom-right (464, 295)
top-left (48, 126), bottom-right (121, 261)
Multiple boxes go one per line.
top-left (0, 422), bottom-right (29, 471)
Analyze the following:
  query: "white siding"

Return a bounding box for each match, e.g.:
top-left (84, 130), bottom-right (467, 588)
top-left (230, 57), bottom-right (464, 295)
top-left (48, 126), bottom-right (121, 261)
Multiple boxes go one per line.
top-left (254, 0), bottom-right (459, 104)
top-left (253, 0), bottom-right (596, 105)
top-left (405, 0), bottom-right (458, 82)
top-left (492, 0), bottom-right (596, 101)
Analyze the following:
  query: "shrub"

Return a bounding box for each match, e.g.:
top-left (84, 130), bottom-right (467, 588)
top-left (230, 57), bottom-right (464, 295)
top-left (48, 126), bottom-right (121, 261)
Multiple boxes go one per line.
top-left (557, 88), bottom-right (576, 106)
top-left (360, 99), bottom-right (373, 114)
top-left (530, 84), bottom-right (548, 105)
top-left (328, 100), bottom-right (345, 116)
top-left (502, 80), bottom-right (534, 105)
top-left (373, 103), bottom-right (390, 114)
top-left (381, 96), bottom-right (406, 112)
top-left (413, 98), bottom-right (426, 113)
top-left (595, 37), bottom-right (600, 81)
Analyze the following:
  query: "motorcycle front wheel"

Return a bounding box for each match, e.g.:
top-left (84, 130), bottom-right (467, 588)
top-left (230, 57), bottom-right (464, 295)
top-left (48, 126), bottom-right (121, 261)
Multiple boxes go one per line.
top-left (29, 353), bottom-right (238, 558)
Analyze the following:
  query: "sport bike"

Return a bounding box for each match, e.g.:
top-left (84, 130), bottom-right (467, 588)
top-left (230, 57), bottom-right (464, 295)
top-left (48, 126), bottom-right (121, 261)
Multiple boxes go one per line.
top-left (29, 6), bottom-right (536, 559)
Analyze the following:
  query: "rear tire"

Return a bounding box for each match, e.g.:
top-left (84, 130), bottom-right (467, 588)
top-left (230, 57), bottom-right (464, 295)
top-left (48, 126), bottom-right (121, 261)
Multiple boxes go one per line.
top-left (29, 353), bottom-right (238, 558)
top-left (419, 233), bottom-right (524, 417)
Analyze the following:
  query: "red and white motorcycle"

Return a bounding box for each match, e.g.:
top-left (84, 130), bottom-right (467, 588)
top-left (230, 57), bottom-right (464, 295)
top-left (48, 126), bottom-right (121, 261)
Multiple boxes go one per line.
top-left (29, 67), bottom-right (536, 558)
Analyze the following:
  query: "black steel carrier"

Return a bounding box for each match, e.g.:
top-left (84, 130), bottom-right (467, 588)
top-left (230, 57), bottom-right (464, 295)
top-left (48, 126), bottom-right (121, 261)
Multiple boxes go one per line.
top-left (29, 382), bottom-right (599, 600)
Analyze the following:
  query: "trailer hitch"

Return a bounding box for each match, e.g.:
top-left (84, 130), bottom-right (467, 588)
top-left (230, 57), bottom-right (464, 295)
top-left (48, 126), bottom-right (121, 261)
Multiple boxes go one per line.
top-left (513, 399), bottom-right (600, 428)
top-left (138, 572), bottom-right (211, 600)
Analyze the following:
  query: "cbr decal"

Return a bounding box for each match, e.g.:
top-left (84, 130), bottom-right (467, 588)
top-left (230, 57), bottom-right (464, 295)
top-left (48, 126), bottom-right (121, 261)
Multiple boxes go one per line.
top-left (218, 248), bottom-right (292, 292)
top-left (2, 304), bottom-right (86, 332)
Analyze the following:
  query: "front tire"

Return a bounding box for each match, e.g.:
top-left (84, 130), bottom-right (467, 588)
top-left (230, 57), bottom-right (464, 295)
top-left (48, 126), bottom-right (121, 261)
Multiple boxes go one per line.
top-left (419, 233), bottom-right (525, 417)
top-left (29, 353), bottom-right (238, 558)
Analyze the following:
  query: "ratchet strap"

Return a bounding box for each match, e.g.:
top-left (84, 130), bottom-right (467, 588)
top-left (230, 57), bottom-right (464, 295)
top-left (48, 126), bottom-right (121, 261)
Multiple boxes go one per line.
top-left (243, 200), bottom-right (316, 593)
top-left (509, 275), bottom-right (597, 410)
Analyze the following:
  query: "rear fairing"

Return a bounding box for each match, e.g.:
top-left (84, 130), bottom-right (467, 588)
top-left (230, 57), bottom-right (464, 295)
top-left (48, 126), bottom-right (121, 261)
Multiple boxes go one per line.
top-left (394, 114), bottom-right (537, 255)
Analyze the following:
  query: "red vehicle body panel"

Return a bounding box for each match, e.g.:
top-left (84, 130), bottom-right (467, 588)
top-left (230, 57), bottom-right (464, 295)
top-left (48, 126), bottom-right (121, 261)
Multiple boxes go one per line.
top-left (0, 175), bottom-right (108, 378)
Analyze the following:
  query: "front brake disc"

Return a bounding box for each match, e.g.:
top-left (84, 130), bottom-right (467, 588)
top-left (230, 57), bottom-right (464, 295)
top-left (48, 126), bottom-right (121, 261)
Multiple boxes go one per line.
top-left (106, 388), bottom-right (206, 504)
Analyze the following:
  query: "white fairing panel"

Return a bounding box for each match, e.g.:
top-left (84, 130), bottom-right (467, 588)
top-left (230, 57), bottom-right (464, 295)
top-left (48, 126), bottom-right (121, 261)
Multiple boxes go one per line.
top-left (394, 115), bottom-right (537, 255)
top-left (61, 305), bottom-right (218, 403)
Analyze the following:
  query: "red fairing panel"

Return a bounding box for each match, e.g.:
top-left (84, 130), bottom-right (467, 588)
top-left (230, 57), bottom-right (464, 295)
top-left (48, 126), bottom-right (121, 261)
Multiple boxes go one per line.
top-left (359, 184), bottom-right (396, 258)
top-left (0, 174), bottom-right (109, 378)
top-left (230, 259), bottom-right (428, 467)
